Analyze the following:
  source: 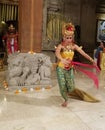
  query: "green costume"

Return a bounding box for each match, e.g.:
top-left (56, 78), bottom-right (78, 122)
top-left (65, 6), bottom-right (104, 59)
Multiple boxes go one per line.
top-left (56, 67), bottom-right (74, 101)
top-left (56, 47), bottom-right (99, 102)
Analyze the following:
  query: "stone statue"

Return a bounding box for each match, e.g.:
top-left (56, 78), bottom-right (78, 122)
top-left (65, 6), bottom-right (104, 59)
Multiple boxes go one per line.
top-left (39, 57), bottom-right (52, 79)
top-left (7, 53), bottom-right (52, 87)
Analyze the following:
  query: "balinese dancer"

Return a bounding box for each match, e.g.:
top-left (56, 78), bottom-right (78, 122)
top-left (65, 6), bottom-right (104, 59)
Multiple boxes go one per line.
top-left (2, 24), bottom-right (18, 54)
top-left (55, 23), bottom-right (100, 107)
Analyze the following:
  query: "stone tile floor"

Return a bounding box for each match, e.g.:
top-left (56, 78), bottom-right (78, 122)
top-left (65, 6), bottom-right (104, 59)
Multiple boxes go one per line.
top-left (0, 67), bottom-right (105, 130)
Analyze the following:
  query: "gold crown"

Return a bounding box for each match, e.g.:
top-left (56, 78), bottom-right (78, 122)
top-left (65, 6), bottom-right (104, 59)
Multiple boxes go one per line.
top-left (62, 23), bottom-right (75, 36)
top-left (8, 24), bottom-right (15, 30)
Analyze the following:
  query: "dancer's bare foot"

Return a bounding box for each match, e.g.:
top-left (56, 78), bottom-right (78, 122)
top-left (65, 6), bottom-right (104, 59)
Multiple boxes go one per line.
top-left (61, 101), bottom-right (68, 107)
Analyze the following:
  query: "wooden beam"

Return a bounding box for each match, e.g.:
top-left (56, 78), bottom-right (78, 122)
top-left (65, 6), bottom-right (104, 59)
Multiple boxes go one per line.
top-left (0, 0), bottom-right (18, 5)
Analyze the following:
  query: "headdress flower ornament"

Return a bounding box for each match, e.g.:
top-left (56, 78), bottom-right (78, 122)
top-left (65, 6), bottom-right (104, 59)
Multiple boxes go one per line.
top-left (62, 23), bottom-right (75, 36)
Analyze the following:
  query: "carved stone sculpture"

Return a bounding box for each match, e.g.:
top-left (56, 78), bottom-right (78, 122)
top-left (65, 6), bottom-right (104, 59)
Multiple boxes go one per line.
top-left (7, 52), bottom-right (52, 87)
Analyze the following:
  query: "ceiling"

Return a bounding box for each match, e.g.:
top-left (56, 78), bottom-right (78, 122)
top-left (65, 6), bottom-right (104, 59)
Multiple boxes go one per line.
top-left (0, 0), bottom-right (105, 13)
top-left (96, 0), bottom-right (105, 13)
top-left (0, 0), bottom-right (18, 5)
top-left (0, 0), bottom-right (105, 4)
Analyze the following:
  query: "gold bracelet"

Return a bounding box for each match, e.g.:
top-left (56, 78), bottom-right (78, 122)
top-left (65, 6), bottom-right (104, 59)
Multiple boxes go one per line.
top-left (89, 58), bottom-right (94, 63)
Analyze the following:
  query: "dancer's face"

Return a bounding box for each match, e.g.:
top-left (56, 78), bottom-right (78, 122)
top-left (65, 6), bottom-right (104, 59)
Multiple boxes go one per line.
top-left (63, 35), bottom-right (74, 43)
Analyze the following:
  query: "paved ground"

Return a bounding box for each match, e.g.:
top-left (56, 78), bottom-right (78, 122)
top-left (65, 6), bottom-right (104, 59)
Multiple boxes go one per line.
top-left (0, 68), bottom-right (105, 130)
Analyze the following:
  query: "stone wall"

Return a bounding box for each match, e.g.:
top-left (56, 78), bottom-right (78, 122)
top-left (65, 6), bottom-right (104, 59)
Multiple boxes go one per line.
top-left (42, 0), bottom-right (97, 55)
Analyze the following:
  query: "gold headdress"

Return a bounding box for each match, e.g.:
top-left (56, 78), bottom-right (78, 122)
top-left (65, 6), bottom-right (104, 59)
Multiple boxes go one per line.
top-left (62, 22), bottom-right (75, 36)
top-left (8, 24), bottom-right (16, 34)
top-left (8, 24), bottom-right (15, 30)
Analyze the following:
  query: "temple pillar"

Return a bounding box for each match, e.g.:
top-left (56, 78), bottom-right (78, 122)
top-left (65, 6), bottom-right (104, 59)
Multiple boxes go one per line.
top-left (19, 0), bottom-right (43, 53)
top-left (80, 0), bottom-right (96, 51)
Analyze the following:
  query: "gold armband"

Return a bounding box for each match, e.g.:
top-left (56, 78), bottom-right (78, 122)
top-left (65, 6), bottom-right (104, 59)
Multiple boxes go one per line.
top-left (77, 46), bottom-right (82, 51)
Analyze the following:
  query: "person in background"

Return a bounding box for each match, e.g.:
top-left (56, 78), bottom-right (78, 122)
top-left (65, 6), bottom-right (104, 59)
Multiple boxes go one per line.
top-left (2, 24), bottom-right (18, 54)
top-left (94, 41), bottom-right (105, 70)
top-left (55, 22), bottom-right (99, 107)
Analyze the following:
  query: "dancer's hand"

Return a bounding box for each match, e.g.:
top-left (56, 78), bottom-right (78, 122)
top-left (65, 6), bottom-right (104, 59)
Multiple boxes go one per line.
top-left (92, 61), bottom-right (96, 65)
top-left (92, 61), bottom-right (100, 72)
top-left (61, 58), bottom-right (72, 70)
top-left (61, 58), bottom-right (70, 66)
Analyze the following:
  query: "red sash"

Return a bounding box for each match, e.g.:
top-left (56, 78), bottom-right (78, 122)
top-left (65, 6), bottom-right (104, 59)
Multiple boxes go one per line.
top-left (65, 61), bottom-right (100, 89)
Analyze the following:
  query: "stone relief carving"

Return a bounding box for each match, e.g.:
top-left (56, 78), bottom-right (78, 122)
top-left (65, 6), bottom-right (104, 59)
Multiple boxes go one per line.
top-left (7, 53), bottom-right (52, 86)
